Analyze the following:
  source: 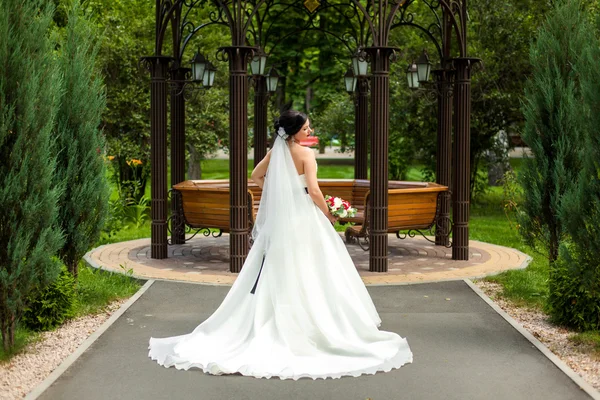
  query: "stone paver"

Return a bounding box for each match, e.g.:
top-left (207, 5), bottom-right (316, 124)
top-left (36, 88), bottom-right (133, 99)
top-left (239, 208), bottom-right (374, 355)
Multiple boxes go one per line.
top-left (85, 235), bottom-right (531, 285)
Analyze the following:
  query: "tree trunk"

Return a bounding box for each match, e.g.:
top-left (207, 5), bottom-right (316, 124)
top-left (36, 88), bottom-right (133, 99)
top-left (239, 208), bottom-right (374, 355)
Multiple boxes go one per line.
top-left (549, 226), bottom-right (559, 264)
top-left (1, 326), bottom-right (8, 352)
top-left (187, 143), bottom-right (202, 180)
top-left (9, 318), bottom-right (15, 349)
top-left (68, 260), bottom-right (78, 280)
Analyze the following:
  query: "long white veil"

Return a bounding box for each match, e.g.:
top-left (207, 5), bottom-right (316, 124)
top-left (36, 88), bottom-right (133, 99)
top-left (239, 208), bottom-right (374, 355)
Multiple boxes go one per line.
top-left (251, 129), bottom-right (307, 247)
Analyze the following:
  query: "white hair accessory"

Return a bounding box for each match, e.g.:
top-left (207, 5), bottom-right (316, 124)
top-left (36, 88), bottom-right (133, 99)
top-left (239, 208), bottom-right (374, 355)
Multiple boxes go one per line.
top-left (277, 127), bottom-right (289, 140)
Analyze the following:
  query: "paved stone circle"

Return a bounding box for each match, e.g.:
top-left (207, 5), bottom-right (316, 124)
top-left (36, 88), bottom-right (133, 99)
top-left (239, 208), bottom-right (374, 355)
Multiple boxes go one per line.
top-left (86, 233), bottom-right (531, 285)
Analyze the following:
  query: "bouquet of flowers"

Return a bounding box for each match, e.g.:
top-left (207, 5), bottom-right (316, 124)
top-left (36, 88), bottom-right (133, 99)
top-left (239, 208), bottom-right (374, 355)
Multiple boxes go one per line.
top-left (324, 195), bottom-right (357, 219)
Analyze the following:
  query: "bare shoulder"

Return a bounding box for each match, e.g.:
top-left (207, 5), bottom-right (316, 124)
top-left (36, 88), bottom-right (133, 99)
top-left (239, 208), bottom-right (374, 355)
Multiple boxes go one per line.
top-left (302, 146), bottom-right (315, 160)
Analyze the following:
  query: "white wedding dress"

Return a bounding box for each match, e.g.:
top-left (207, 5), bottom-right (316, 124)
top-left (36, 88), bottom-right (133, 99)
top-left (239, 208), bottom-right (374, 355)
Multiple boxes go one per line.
top-left (148, 133), bottom-right (413, 380)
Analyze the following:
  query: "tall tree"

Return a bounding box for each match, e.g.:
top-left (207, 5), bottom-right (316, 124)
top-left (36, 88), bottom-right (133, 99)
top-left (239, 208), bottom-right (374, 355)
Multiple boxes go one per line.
top-left (0, 0), bottom-right (64, 351)
top-left (54, 0), bottom-right (109, 278)
top-left (518, 0), bottom-right (587, 264)
top-left (553, 1), bottom-right (600, 331)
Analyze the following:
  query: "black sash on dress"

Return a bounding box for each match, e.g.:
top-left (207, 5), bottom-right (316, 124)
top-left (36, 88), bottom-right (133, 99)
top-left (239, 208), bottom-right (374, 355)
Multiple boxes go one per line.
top-left (250, 255), bottom-right (266, 294)
top-left (251, 187), bottom-right (309, 294)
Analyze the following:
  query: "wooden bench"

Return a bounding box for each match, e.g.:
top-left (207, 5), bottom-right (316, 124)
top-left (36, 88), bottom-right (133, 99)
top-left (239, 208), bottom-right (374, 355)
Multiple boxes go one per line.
top-left (344, 182), bottom-right (451, 250)
top-left (171, 180), bottom-right (450, 249)
top-left (172, 180), bottom-right (256, 239)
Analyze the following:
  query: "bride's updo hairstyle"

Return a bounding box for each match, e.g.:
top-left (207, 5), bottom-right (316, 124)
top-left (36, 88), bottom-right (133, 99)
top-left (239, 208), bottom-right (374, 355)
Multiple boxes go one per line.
top-left (274, 110), bottom-right (308, 138)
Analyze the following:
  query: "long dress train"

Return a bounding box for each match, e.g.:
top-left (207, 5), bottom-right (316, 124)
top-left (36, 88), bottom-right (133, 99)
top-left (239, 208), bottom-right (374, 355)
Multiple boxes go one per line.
top-left (148, 135), bottom-right (413, 380)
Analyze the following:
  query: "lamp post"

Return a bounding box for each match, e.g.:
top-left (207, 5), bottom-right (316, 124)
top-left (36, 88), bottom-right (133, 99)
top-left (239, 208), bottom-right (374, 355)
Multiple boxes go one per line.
top-left (416, 50), bottom-right (432, 83)
top-left (170, 50), bottom-right (215, 245)
top-left (350, 51), bottom-right (370, 180)
top-left (406, 63), bottom-right (419, 90)
top-left (344, 68), bottom-right (357, 94)
top-left (251, 53), bottom-right (280, 168)
top-left (405, 49), bottom-right (453, 247)
top-left (191, 51), bottom-right (207, 82)
top-left (265, 67), bottom-right (280, 93)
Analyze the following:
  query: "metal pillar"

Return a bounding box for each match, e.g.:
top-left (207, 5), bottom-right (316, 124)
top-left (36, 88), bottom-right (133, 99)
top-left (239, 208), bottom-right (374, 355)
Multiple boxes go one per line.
top-left (170, 67), bottom-right (188, 245)
top-left (365, 47), bottom-right (395, 273)
top-left (434, 69), bottom-right (453, 247)
top-left (144, 56), bottom-right (172, 259)
top-left (253, 75), bottom-right (268, 167)
top-left (355, 76), bottom-right (369, 180)
top-left (452, 58), bottom-right (475, 260)
top-left (223, 46), bottom-right (254, 273)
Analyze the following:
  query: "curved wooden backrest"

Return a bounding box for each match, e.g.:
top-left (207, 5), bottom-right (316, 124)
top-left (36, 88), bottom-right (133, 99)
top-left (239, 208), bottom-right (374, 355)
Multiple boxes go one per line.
top-left (362, 183), bottom-right (448, 231)
top-left (174, 179), bottom-right (448, 232)
top-left (174, 184), bottom-right (255, 230)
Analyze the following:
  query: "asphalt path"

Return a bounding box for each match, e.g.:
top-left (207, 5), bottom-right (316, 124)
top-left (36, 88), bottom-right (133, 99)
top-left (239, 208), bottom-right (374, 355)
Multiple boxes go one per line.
top-left (38, 280), bottom-right (592, 400)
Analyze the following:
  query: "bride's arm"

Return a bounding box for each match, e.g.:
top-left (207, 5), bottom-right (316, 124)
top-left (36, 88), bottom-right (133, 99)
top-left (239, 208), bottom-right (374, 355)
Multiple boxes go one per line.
top-left (304, 151), bottom-right (336, 223)
top-left (250, 150), bottom-right (271, 189)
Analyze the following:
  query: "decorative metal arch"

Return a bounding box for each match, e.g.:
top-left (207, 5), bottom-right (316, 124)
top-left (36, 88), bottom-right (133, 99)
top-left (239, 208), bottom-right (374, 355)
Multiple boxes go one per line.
top-left (145, 0), bottom-right (477, 270)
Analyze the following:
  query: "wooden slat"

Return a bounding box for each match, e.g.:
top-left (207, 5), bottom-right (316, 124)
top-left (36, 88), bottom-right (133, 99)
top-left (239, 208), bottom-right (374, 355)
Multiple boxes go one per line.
top-left (388, 204), bottom-right (437, 213)
top-left (388, 195), bottom-right (437, 205)
top-left (185, 216), bottom-right (230, 225)
top-left (389, 216), bottom-right (434, 225)
top-left (182, 197), bottom-right (230, 207)
top-left (186, 220), bottom-right (229, 229)
top-left (183, 207), bottom-right (230, 216)
top-left (389, 208), bottom-right (436, 218)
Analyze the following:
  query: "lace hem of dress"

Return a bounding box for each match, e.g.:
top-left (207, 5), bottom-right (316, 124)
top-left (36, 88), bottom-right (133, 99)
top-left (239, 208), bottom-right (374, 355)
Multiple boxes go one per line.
top-left (148, 338), bottom-right (412, 380)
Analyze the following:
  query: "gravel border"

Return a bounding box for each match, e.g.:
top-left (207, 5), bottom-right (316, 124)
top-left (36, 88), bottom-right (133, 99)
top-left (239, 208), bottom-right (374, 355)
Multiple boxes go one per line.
top-left (0, 301), bottom-right (125, 400)
top-left (475, 280), bottom-right (600, 394)
top-left (0, 280), bottom-right (153, 400)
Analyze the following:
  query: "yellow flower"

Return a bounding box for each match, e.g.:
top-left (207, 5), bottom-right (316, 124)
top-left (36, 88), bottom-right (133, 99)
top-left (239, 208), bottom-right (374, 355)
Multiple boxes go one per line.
top-left (107, 155), bottom-right (115, 161)
top-left (130, 159), bottom-right (143, 166)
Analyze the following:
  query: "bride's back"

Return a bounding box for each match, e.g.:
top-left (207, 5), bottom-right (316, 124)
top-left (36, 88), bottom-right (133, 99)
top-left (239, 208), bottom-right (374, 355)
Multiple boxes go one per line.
top-left (288, 143), bottom-right (310, 176)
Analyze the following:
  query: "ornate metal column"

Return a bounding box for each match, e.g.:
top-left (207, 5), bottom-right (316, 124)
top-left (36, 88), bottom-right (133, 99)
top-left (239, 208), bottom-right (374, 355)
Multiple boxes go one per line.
top-left (143, 56), bottom-right (172, 259)
top-left (253, 75), bottom-right (268, 167)
top-left (434, 69), bottom-right (453, 247)
top-left (452, 58), bottom-right (475, 260)
top-left (170, 67), bottom-right (188, 245)
top-left (222, 46), bottom-right (254, 273)
top-left (355, 76), bottom-right (369, 180)
top-left (365, 47), bottom-right (395, 273)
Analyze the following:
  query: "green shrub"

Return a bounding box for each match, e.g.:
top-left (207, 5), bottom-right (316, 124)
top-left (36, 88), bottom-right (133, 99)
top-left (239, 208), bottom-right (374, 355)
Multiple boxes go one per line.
top-left (548, 245), bottom-right (600, 331)
top-left (22, 266), bottom-right (77, 331)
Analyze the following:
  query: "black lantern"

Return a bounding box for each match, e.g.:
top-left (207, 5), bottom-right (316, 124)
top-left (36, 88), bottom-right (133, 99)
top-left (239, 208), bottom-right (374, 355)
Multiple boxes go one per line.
top-left (416, 50), bottom-right (432, 83)
top-left (250, 49), bottom-right (268, 76)
top-left (352, 51), bottom-right (368, 77)
top-left (406, 63), bottom-right (419, 89)
top-left (344, 68), bottom-right (357, 94)
top-left (203, 61), bottom-right (217, 88)
top-left (191, 50), bottom-right (208, 83)
top-left (265, 67), bottom-right (280, 92)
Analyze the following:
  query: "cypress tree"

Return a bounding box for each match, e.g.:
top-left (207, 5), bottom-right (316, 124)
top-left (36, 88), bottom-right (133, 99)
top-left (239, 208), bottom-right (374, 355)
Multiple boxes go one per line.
top-left (553, 3), bottom-right (600, 330)
top-left (518, 0), bottom-right (587, 265)
top-left (0, 0), bottom-right (64, 351)
top-left (55, 1), bottom-right (109, 278)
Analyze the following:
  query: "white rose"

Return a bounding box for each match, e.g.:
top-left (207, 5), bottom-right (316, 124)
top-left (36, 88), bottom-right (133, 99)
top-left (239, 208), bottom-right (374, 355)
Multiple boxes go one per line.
top-left (333, 197), bottom-right (342, 208)
top-left (340, 208), bottom-right (348, 218)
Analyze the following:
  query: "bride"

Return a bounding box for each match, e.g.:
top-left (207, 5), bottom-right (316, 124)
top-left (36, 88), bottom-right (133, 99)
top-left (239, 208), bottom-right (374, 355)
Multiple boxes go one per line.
top-left (148, 110), bottom-right (413, 380)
